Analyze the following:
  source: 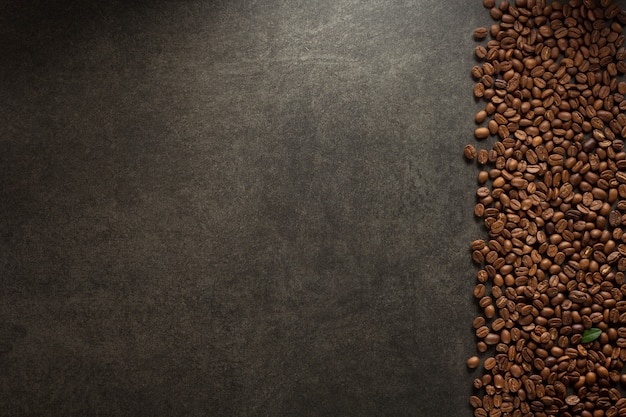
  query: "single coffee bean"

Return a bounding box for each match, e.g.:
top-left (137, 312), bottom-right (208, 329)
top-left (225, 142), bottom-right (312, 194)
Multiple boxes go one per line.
top-left (483, 357), bottom-right (496, 370)
top-left (467, 356), bottom-right (480, 369)
top-left (475, 127), bottom-right (490, 139)
top-left (475, 110), bottom-right (488, 123)
top-left (465, 144), bottom-right (478, 160)
top-left (472, 66), bottom-right (484, 79)
top-left (484, 333), bottom-right (500, 345)
top-left (477, 149), bottom-right (489, 164)
top-left (476, 326), bottom-right (489, 338)
top-left (472, 316), bottom-right (486, 329)
top-left (474, 82), bottom-right (486, 98)
top-left (474, 27), bottom-right (489, 40)
top-left (475, 45), bottom-right (487, 60)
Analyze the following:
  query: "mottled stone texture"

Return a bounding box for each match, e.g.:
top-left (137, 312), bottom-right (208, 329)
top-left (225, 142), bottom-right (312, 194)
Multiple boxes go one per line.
top-left (0, 0), bottom-right (488, 416)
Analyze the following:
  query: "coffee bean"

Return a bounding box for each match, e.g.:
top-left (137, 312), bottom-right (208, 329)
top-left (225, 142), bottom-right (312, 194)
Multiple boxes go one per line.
top-left (473, 284), bottom-right (486, 298)
top-left (475, 110), bottom-right (488, 124)
top-left (467, 356), bottom-right (480, 369)
top-left (477, 149), bottom-right (489, 165)
top-left (474, 407), bottom-right (487, 417)
top-left (472, 316), bottom-right (486, 329)
top-left (476, 326), bottom-right (489, 338)
top-left (473, 27), bottom-right (489, 40)
top-left (484, 333), bottom-right (500, 345)
top-left (465, 144), bottom-right (477, 160)
top-left (475, 45), bottom-right (487, 60)
top-left (483, 357), bottom-right (496, 370)
top-left (468, 2), bottom-right (626, 414)
top-left (474, 82), bottom-right (486, 98)
top-left (471, 66), bottom-right (484, 79)
top-left (475, 127), bottom-right (490, 139)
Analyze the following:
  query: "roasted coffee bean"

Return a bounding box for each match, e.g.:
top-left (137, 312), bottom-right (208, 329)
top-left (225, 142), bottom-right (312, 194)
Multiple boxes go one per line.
top-left (475, 127), bottom-right (490, 139)
top-left (467, 356), bottom-right (480, 369)
top-left (468, 2), bottom-right (626, 414)
top-left (465, 144), bottom-right (478, 160)
top-left (483, 356), bottom-right (496, 370)
top-left (474, 27), bottom-right (489, 40)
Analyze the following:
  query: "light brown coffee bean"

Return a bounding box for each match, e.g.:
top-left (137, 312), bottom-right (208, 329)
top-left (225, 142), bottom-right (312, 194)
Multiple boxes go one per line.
top-left (475, 45), bottom-right (487, 60)
top-left (474, 82), bottom-right (486, 98)
top-left (475, 110), bottom-right (488, 123)
top-left (475, 127), bottom-right (490, 139)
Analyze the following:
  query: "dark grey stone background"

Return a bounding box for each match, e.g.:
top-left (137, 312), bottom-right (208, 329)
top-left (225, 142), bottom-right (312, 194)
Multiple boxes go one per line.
top-left (0, 0), bottom-right (495, 415)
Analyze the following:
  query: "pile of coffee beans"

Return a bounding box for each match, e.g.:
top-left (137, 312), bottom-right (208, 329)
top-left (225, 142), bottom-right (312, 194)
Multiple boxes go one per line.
top-left (466, 1), bottom-right (626, 416)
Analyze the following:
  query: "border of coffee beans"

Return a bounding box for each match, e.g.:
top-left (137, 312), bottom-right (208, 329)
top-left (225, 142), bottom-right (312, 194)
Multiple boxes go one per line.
top-left (467, 1), bottom-right (626, 417)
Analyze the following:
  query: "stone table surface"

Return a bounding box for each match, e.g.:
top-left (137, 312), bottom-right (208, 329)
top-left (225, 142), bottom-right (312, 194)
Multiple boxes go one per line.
top-left (0, 0), bottom-right (513, 415)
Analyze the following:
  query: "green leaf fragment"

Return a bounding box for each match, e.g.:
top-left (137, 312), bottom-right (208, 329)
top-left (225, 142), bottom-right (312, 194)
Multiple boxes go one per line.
top-left (581, 328), bottom-right (602, 344)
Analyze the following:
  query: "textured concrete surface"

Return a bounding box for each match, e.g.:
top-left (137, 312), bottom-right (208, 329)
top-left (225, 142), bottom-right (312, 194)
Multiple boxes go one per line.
top-left (0, 0), bottom-right (488, 416)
